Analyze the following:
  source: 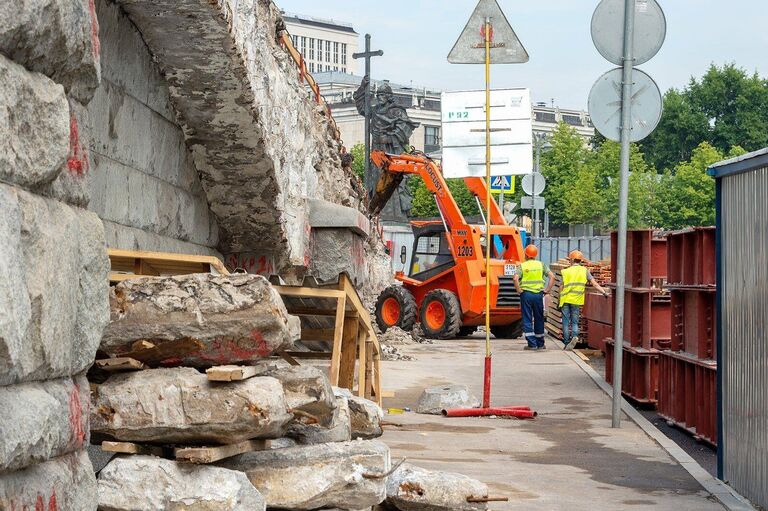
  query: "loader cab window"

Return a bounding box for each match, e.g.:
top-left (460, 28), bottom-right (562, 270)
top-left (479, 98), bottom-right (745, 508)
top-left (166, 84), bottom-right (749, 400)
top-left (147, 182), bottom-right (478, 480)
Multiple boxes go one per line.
top-left (410, 232), bottom-right (453, 280)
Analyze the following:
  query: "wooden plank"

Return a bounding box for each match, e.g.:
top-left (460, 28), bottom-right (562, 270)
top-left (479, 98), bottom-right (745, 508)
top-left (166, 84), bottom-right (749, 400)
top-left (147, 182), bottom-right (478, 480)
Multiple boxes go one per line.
top-left (300, 328), bottom-right (336, 342)
top-left (281, 351), bottom-right (332, 360)
top-left (174, 439), bottom-right (267, 464)
top-left (206, 365), bottom-right (260, 382)
top-left (95, 357), bottom-right (145, 372)
top-left (357, 327), bottom-right (366, 398)
top-left (101, 441), bottom-right (163, 457)
top-left (286, 307), bottom-right (357, 318)
top-left (120, 337), bottom-right (204, 364)
top-left (329, 295), bottom-right (347, 386)
top-left (131, 340), bottom-right (155, 351)
top-left (365, 341), bottom-right (374, 400)
top-left (573, 350), bottom-right (590, 362)
top-left (338, 317), bottom-right (359, 391)
top-left (278, 351), bottom-right (301, 366)
top-left (274, 286), bottom-right (346, 299)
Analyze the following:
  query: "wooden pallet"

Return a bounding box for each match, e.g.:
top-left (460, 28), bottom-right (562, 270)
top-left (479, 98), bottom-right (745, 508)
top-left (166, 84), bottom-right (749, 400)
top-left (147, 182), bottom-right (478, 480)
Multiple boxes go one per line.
top-left (108, 248), bottom-right (229, 283)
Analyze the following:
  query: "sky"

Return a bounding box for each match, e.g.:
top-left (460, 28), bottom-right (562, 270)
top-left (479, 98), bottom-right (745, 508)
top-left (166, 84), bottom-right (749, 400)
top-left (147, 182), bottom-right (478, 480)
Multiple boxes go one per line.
top-left (279, 0), bottom-right (768, 110)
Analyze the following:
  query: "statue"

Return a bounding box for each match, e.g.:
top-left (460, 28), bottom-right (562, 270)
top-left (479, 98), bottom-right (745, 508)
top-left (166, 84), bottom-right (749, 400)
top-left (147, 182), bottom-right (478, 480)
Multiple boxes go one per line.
top-left (354, 76), bottom-right (419, 223)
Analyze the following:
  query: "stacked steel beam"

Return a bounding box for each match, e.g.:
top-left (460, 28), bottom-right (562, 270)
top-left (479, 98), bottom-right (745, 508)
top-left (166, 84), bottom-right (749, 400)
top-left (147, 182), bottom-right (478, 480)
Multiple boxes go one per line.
top-left (604, 230), bottom-right (671, 406)
top-left (658, 227), bottom-right (717, 445)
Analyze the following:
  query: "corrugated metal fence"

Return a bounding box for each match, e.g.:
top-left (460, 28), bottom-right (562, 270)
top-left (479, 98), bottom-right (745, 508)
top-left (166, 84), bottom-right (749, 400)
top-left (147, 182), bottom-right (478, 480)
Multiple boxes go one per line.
top-left (533, 236), bottom-right (611, 266)
top-left (715, 154), bottom-right (768, 509)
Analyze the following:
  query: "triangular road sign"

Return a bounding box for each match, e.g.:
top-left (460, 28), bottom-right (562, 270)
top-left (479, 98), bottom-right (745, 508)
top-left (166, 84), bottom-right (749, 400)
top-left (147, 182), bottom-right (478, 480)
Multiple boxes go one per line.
top-left (448, 0), bottom-right (529, 64)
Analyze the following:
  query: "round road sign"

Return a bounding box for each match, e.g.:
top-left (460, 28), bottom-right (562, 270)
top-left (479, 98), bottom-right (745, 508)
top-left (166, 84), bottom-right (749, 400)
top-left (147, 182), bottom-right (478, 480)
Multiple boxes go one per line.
top-left (591, 0), bottom-right (666, 66)
top-left (588, 67), bottom-right (663, 143)
top-left (522, 173), bottom-right (546, 196)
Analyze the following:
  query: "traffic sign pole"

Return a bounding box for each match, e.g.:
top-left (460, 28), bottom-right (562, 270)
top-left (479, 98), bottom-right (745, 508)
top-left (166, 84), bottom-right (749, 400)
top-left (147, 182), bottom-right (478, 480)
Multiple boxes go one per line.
top-left (611, 0), bottom-right (636, 429)
top-left (483, 16), bottom-right (493, 408)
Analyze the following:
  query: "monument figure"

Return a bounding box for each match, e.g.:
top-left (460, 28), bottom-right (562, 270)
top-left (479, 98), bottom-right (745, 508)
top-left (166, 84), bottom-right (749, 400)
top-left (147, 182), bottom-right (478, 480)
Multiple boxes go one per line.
top-left (354, 76), bottom-right (419, 222)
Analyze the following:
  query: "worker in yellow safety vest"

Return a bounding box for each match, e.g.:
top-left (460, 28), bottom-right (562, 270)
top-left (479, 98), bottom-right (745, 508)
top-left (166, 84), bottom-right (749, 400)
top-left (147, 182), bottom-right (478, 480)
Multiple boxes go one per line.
top-left (560, 250), bottom-right (609, 351)
top-left (514, 245), bottom-right (555, 350)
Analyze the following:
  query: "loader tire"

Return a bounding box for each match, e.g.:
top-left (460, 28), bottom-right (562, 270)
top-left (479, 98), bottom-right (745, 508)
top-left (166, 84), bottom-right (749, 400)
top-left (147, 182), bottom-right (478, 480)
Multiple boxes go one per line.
top-left (491, 319), bottom-right (524, 340)
top-left (420, 290), bottom-right (462, 340)
top-left (375, 286), bottom-right (417, 333)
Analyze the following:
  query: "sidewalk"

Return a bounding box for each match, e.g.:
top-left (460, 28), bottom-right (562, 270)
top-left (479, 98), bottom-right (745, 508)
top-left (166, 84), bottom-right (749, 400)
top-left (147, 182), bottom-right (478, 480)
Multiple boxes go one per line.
top-left (380, 336), bottom-right (724, 510)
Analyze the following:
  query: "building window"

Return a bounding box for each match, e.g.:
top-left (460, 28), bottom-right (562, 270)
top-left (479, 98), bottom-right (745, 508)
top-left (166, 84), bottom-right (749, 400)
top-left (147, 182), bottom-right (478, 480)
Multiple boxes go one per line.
top-left (325, 41), bottom-right (331, 62)
top-left (334, 66), bottom-right (339, 71)
top-left (309, 38), bottom-right (315, 60)
top-left (333, 42), bottom-right (339, 64)
top-left (425, 126), bottom-right (440, 153)
top-left (535, 111), bottom-right (557, 123)
top-left (309, 62), bottom-right (315, 73)
top-left (291, 35), bottom-right (298, 47)
top-left (562, 114), bottom-right (583, 126)
top-left (341, 43), bottom-right (347, 65)
top-left (341, 67), bottom-right (346, 73)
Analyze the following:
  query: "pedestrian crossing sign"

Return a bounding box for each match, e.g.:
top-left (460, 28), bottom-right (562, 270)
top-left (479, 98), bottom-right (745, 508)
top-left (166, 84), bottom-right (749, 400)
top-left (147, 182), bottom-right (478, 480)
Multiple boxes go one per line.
top-left (490, 175), bottom-right (514, 195)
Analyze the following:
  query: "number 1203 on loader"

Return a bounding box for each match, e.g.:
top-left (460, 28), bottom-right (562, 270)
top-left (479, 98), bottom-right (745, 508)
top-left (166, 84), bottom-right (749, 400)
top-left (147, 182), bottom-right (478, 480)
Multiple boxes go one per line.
top-left (370, 151), bottom-right (526, 340)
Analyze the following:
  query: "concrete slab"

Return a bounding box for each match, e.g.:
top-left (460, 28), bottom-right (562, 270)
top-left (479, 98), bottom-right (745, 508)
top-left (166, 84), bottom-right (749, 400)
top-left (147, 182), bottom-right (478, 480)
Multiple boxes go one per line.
top-left (379, 337), bottom-right (725, 511)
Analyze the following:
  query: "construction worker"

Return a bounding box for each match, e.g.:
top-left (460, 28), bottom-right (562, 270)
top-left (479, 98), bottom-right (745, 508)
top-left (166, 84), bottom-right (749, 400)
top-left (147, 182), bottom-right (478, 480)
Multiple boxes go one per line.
top-left (560, 250), bottom-right (609, 350)
top-left (514, 245), bottom-right (555, 350)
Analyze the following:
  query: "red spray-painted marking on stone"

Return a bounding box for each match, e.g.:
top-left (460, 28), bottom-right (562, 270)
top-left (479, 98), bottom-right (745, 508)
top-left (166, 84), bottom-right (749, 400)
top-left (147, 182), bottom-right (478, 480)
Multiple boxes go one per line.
top-left (159, 357), bottom-right (184, 367)
top-left (89, 0), bottom-right (100, 59)
top-left (68, 383), bottom-right (85, 448)
top-left (47, 492), bottom-right (57, 511)
top-left (35, 496), bottom-right (44, 511)
top-left (66, 114), bottom-right (89, 176)
top-left (196, 333), bottom-right (271, 364)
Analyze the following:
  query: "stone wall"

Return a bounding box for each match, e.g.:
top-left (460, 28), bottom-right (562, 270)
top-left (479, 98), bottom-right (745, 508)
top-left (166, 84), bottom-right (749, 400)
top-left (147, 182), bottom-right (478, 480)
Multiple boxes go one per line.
top-left (87, 0), bottom-right (221, 256)
top-left (0, 0), bottom-right (110, 507)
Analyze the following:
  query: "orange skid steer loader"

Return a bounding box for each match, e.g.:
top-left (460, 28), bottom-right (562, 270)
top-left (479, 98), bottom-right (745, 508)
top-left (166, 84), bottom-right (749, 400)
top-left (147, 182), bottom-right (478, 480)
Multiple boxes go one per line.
top-left (370, 151), bottom-right (526, 339)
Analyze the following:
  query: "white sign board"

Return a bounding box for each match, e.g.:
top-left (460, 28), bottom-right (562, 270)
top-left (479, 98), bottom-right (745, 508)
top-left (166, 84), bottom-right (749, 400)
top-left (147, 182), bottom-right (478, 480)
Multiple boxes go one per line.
top-left (521, 195), bottom-right (545, 210)
top-left (441, 88), bottom-right (533, 178)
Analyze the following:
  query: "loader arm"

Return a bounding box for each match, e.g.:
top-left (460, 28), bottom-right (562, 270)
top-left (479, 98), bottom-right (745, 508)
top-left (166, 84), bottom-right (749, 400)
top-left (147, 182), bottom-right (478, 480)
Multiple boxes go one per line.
top-left (464, 177), bottom-right (507, 226)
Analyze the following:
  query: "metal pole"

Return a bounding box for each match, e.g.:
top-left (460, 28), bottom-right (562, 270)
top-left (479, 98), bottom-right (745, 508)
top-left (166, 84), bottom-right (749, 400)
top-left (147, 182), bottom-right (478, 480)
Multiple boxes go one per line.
top-left (533, 140), bottom-right (539, 237)
top-left (483, 17), bottom-right (492, 409)
top-left (363, 34), bottom-right (372, 194)
top-left (498, 179), bottom-right (505, 211)
top-left (611, 0), bottom-right (636, 429)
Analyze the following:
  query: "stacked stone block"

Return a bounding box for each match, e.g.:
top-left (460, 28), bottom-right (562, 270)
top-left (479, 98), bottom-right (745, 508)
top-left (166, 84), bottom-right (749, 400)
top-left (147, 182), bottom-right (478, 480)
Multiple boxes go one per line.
top-left (0, 2), bottom-right (109, 508)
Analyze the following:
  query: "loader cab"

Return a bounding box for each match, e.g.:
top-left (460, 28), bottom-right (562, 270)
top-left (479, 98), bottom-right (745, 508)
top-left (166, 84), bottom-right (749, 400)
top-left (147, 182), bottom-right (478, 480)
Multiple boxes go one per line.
top-left (409, 222), bottom-right (454, 282)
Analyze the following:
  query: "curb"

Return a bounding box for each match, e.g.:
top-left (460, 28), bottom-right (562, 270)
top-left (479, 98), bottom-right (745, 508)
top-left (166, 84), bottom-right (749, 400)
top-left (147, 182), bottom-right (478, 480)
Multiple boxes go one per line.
top-left (564, 350), bottom-right (755, 511)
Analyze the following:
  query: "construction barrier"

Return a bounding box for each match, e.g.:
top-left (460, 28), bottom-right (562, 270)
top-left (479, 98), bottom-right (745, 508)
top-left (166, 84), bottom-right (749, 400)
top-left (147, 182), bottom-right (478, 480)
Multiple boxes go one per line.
top-left (605, 339), bottom-right (660, 405)
top-left (658, 350), bottom-right (717, 446)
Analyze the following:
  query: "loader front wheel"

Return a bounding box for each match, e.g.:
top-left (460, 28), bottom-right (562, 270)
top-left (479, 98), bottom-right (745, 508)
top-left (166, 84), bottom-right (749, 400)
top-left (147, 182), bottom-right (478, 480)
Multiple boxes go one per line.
top-left (420, 290), bottom-right (462, 339)
top-left (375, 286), bottom-right (417, 332)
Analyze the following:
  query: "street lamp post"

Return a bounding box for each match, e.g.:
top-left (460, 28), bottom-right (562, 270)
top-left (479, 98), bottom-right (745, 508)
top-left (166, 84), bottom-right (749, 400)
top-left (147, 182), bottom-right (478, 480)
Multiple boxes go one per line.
top-left (531, 132), bottom-right (552, 238)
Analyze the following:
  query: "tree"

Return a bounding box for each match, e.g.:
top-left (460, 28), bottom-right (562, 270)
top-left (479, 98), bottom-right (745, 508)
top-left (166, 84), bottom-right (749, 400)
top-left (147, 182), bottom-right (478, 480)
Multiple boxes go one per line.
top-left (640, 64), bottom-right (768, 171)
top-left (539, 123), bottom-right (592, 226)
top-left (350, 143), bottom-right (365, 180)
top-left (564, 164), bottom-right (604, 226)
top-left (408, 177), bottom-right (480, 218)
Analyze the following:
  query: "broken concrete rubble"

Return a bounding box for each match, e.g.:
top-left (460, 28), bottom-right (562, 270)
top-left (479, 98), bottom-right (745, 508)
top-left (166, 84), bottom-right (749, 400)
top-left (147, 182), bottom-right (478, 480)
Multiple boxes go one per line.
top-left (0, 55), bottom-right (69, 190)
top-left (416, 385), bottom-right (480, 415)
top-left (0, 374), bottom-right (90, 473)
top-left (0, 450), bottom-right (96, 510)
top-left (0, 184), bottom-right (110, 386)
top-left (98, 455), bottom-right (266, 511)
top-left (385, 463), bottom-right (489, 511)
top-left (263, 365), bottom-right (337, 426)
top-left (91, 367), bottom-right (293, 444)
top-left (219, 440), bottom-right (390, 510)
top-left (289, 396), bottom-right (352, 445)
top-left (334, 388), bottom-right (385, 440)
top-left (0, 0), bottom-right (101, 102)
top-left (100, 273), bottom-right (299, 367)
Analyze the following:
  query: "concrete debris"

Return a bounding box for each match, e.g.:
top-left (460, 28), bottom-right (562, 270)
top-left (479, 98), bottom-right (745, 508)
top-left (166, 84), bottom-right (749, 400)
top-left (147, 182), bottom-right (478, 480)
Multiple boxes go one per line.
top-left (0, 184), bottom-right (110, 386)
top-left (416, 385), bottom-right (480, 415)
top-left (289, 396), bottom-right (352, 445)
top-left (0, 450), bottom-right (96, 510)
top-left (0, 55), bottom-right (69, 190)
top-left (0, 0), bottom-right (101, 102)
top-left (335, 388), bottom-right (385, 440)
top-left (386, 463), bottom-right (489, 511)
top-left (98, 455), bottom-right (266, 511)
top-left (380, 326), bottom-right (417, 345)
top-left (381, 344), bottom-right (415, 361)
top-left (263, 365), bottom-right (337, 426)
top-left (101, 273), bottom-right (299, 367)
top-left (90, 367), bottom-right (292, 444)
top-left (219, 440), bottom-right (390, 510)
top-left (0, 375), bottom-right (90, 473)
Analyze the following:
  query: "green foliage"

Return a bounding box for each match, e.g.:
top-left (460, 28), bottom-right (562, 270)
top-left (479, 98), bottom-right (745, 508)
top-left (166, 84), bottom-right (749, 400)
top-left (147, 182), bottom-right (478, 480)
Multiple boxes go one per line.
top-left (640, 64), bottom-right (768, 170)
top-left (540, 123), bottom-right (592, 226)
top-left (350, 143), bottom-right (365, 180)
top-left (408, 176), bottom-right (480, 218)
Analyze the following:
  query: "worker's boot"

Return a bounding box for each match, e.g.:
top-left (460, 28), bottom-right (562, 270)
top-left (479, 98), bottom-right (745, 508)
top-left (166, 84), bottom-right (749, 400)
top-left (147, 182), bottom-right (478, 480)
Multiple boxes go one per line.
top-left (565, 336), bottom-right (579, 351)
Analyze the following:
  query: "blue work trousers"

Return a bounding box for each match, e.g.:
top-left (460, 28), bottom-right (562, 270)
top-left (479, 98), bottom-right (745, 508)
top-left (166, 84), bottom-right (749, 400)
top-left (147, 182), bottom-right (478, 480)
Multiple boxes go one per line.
top-left (561, 303), bottom-right (581, 345)
top-left (521, 291), bottom-right (546, 348)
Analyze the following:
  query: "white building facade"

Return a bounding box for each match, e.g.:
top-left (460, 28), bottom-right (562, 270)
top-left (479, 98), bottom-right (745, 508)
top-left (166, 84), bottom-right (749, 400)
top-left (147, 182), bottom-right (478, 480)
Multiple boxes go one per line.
top-left (282, 12), bottom-right (358, 75)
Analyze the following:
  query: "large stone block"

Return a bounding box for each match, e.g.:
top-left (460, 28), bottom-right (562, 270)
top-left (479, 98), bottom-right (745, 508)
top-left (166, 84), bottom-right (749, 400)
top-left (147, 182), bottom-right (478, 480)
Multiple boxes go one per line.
top-left (0, 184), bottom-right (110, 386)
top-left (0, 0), bottom-right (101, 102)
top-left (219, 440), bottom-right (390, 510)
top-left (0, 450), bottom-right (97, 511)
top-left (289, 396), bottom-right (352, 445)
top-left (386, 464), bottom-right (489, 511)
top-left (264, 365), bottom-right (336, 426)
top-left (98, 455), bottom-right (265, 511)
top-left (0, 55), bottom-right (69, 190)
top-left (0, 375), bottom-right (90, 473)
top-left (100, 273), bottom-right (298, 366)
top-left (416, 385), bottom-right (480, 415)
top-left (91, 367), bottom-right (292, 444)
top-left (336, 388), bottom-right (385, 439)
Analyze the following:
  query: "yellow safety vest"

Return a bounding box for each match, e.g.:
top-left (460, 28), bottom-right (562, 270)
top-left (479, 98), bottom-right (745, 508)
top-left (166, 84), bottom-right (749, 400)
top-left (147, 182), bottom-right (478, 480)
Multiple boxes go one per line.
top-left (520, 260), bottom-right (545, 293)
top-left (559, 265), bottom-right (589, 307)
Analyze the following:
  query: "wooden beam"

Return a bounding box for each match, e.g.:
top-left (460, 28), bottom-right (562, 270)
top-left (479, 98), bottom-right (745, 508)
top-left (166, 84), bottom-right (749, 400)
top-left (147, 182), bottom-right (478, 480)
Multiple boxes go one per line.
top-left (285, 307), bottom-right (357, 318)
top-left (274, 286), bottom-right (346, 299)
top-left (278, 351), bottom-right (301, 366)
top-left (281, 351), bottom-right (332, 360)
top-left (206, 365), bottom-right (260, 382)
top-left (300, 328), bottom-right (335, 341)
top-left (95, 357), bottom-right (145, 372)
top-left (101, 441), bottom-right (164, 457)
top-left (174, 439), bottom-right (267, 464)
top-left (119, 337), bottom-right (204, 364)
top-left (329, 295), bottom-right (347, 386)
top-left (338, 317), bottom-right (359, 391)
top-left (357, 327), bottom-right (366, 398)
